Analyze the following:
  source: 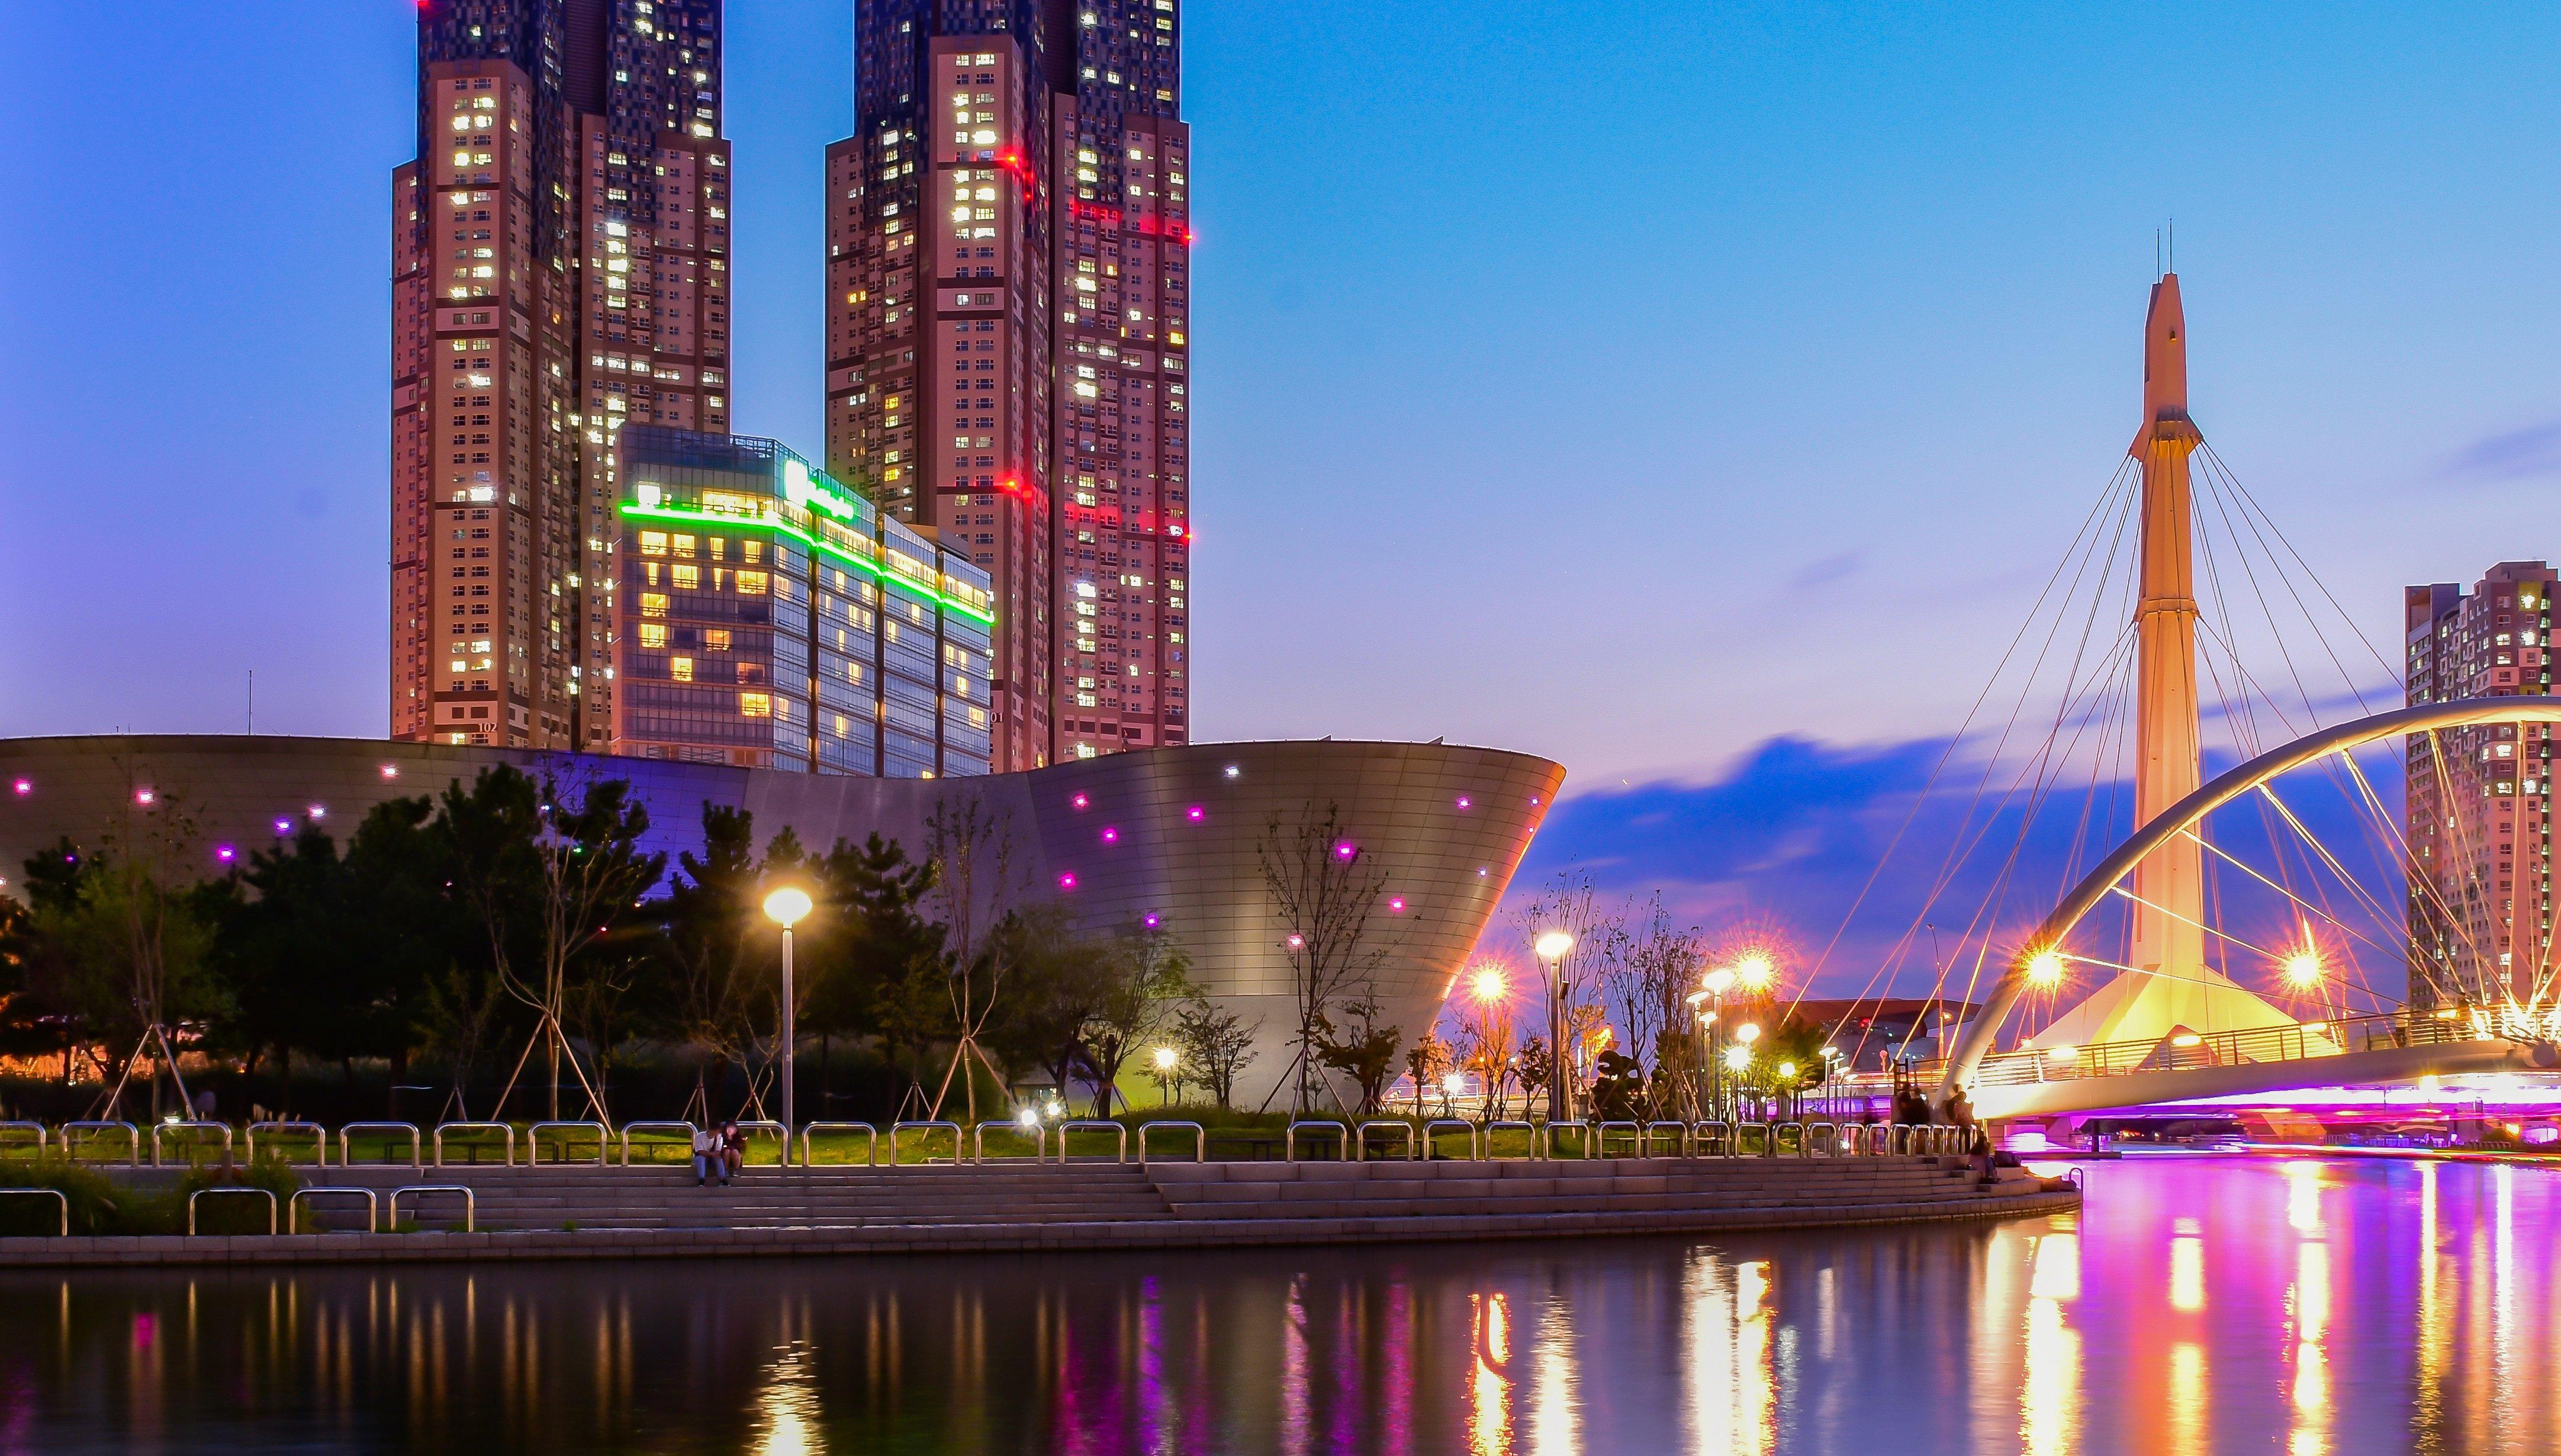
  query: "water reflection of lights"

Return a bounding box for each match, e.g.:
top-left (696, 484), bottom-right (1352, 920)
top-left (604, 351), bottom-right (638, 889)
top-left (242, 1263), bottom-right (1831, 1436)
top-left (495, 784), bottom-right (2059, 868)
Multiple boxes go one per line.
top-left (2021, 1233), bottom-right (2082, 1455)
top-left (2284, 1161), bottom-right (2322, 1234)
top-left (2169, 1343), bottom-right (2208, 1452)
top-left (1532, 1294), bottom-right (1581, 1455)
top-left (751, 1339), bottom-right (823, 1454)
top-left (1682, 1253), bottom-right (1775, 1456)
top-left (2169, 1219), bottom-right (2206, 1314)
top-left (1470, 1292), bottom-right (1513, 1456)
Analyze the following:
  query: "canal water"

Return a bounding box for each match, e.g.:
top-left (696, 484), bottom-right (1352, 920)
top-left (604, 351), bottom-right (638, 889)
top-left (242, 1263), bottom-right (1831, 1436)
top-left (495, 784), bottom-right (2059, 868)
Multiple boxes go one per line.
top-left (0, 1154), bottom-right (2552, 1453)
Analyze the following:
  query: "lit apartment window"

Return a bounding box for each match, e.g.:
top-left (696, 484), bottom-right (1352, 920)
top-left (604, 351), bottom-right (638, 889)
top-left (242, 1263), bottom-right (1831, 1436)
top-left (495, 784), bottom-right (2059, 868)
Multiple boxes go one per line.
top-left (740, 692), bottom-right (772, 718)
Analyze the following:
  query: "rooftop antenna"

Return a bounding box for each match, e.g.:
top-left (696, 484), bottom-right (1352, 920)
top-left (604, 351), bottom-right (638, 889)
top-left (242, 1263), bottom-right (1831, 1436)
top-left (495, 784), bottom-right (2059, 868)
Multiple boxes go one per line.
top-left (2155, 229), bottom-right (2161, 280)
top-left (247, 670), bottom-right (254, 736)
top-left (2168, 218), bottom-right (2174, 273)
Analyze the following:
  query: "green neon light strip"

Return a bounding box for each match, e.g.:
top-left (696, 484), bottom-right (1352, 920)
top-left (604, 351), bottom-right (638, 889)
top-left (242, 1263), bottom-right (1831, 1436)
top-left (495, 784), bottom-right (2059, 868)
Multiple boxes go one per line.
top-left (618, 501), bottom-right (998, 626)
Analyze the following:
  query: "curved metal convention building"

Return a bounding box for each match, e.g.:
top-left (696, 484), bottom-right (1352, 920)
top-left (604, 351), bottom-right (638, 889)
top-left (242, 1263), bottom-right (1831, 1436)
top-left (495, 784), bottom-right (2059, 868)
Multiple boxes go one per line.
top-left (0, 736), bottom-right (1564, 1104)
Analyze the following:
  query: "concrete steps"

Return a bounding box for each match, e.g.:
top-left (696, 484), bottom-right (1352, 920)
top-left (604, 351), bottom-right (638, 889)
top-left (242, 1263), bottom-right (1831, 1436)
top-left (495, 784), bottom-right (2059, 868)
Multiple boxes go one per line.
top-left (1144, 1155), bottom-right (2056, 1222)
top-left (263, 1155), bottom-right (2055, 1234)
top-left (305, 1163), bottom-right (1176, 1232)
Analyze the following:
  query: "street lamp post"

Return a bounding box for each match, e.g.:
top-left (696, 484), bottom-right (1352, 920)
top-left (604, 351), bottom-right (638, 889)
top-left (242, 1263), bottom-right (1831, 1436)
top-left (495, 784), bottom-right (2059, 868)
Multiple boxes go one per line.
top-left (1700, 966), bottom-right (1737, 1120)
top-left (762, 887), bottom-right (814, 1160)
top-left (1533, 931), bottom-right (1575, 1122)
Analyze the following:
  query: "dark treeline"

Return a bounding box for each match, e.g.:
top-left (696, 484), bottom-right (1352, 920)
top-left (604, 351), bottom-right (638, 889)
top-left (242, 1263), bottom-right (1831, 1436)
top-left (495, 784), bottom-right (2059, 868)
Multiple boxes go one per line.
top-left (0, 765), bottom-right (1260, 1126)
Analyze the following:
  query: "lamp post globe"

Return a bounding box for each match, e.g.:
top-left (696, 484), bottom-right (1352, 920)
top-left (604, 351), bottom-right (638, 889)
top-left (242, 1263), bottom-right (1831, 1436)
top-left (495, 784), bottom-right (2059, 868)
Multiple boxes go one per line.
top-left (1532, 931), bottom-right (1575, 1122)
top-left (763, 887), bottom-right (814, 1157)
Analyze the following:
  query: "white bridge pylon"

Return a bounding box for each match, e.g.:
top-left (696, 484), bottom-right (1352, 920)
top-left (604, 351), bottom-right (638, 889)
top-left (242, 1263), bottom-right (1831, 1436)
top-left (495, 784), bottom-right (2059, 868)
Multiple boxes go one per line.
top-left (1937, 697), bottom-right (2561, 1121)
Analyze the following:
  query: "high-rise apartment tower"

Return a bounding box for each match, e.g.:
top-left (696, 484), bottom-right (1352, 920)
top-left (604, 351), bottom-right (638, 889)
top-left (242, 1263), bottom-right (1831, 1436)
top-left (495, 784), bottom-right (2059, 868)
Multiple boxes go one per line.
top-left (826, 0), bottom-right (1192, 772)
top-left (392, 0), bottom-right (732, 749)
top-left (2406, 562), bottom-right (2558, 1007)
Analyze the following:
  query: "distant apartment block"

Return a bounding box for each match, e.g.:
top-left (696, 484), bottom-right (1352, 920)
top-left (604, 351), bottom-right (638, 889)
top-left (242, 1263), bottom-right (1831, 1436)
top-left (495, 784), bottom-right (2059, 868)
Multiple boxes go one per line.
top-left (392, 0), bottom-right (731, 750)
top-left (826, 0), bottom-right (1192, 771)
top-left (2405, 561), bottom-right (2557, 1005)
top-left (614, 427), bottom-right (995, 778)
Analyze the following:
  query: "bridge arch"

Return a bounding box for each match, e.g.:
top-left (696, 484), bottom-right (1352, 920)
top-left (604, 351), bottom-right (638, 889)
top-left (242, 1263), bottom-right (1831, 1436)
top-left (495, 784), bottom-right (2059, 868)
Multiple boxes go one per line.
top-left (1936, 695), bottom-right (2561, 1104)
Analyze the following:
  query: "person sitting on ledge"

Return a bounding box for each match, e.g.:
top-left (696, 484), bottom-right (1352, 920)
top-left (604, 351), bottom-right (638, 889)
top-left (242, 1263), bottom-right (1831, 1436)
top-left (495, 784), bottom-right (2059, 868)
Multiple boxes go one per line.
top-left (691, 1125), bottom-right (719, 1187)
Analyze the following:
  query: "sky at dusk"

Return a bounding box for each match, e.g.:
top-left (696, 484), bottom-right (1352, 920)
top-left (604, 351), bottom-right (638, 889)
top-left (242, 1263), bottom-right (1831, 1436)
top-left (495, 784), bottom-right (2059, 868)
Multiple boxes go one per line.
top-left (7, 4), bottom-right (2559, 990)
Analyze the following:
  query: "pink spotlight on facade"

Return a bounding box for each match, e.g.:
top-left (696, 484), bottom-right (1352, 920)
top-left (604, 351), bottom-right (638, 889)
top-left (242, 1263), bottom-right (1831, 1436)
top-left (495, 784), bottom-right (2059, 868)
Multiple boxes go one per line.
top-left (1455, 795), bottom-right (1472, 811)
top-left (1388, 896), bottom-right (1407, 913)
top-left (1058, 872), bottom-right (1079, 890)
top-left (9, 779), bottom-right (27, 796)
top-left (1185, 806), bottom-right (1205, 822)
top-left (134, 789), bottom-right (155, 806)
top-left (1101, 826), bottom-right (1120, 845)
top-left (1334, 842), bottom-right (1357, 861)
top-left (1072, 793), bottom-right (1090, 810)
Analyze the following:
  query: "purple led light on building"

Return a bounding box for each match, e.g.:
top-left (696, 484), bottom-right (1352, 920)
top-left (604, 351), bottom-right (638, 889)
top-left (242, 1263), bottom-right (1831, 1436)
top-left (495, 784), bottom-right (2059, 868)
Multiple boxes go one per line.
top-left (1185, 805), bottom-right (1205, 822)
top-left (1058, 872), bottom-right (1079, 890)
top-left (1334, 842), bottom-right (1357, 861)
top-left (1101, 826), bottom-right (1119, 845)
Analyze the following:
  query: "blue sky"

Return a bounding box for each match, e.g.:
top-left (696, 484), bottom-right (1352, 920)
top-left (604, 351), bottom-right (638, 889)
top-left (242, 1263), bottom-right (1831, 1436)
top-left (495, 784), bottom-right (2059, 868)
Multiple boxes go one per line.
top-left (5, 4), bottom-right (2556, 990)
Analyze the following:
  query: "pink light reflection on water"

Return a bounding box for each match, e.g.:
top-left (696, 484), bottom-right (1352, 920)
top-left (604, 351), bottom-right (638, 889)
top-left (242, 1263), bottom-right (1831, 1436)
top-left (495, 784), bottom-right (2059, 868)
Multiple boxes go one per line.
top-left (11, 1157), bottom-right (2561, 1451)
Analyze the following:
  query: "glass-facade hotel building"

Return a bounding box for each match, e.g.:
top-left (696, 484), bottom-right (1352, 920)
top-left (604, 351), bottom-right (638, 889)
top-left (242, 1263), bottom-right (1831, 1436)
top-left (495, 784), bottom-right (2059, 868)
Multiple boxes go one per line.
top-left (613, 426), bottom-right (995, 778)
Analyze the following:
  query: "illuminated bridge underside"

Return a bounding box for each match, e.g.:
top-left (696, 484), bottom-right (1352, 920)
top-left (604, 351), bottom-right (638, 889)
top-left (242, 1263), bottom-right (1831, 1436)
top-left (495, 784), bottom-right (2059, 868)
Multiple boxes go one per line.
top-left (1939, 697), bottom-right (2561, 1116)
top-left (1965, 1039), bottom-right (2561, 1121)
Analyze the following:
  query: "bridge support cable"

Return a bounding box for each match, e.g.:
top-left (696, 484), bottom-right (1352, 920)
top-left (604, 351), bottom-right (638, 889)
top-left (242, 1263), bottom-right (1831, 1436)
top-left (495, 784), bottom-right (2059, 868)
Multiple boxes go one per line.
top-left (1936, 698), bottom-right (2561, 1106)
top-left (2177, 828), bottom-right (2398, 963)
top-left (1796, 461), bottom-right (2142, 1032)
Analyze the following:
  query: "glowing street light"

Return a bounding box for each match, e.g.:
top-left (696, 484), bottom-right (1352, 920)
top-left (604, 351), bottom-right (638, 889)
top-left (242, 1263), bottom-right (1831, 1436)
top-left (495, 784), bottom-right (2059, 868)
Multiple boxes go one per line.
top-left (2283, 950), bottom-right (2323, 991)
top-left (1703, 967), bottom-right (1737, 996)
top-left (1152, 1045), bottom-right (1180, 1106)
top-left (2025, 948), bottom-right (2065, 988)
top-left (1471, 966), bottom-right (1508, 1003)
top-left (1534, 931), bottom-right (1576, 962)
top-left (1735, 1022), bottom-right (1762, 1046)
top-left (1733, 952), bottom-right (1774, 993)
top-left (1724, 1045), bottom-right (1752, 1071)
top-left (764, 886), bottom-right (814, 1155)
top-left (1777, 1061), bottom-right (1797, 1080)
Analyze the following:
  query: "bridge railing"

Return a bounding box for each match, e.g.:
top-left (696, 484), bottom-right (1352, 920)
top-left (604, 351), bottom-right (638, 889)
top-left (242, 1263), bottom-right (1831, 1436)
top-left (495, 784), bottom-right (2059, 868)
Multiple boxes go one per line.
top-left (1916, 1010), bottom-right (2470, 1088)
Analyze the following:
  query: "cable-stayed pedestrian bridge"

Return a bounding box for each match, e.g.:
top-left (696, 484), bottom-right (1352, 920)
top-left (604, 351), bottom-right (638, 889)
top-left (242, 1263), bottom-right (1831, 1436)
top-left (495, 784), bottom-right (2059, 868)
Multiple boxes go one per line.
top-left (1928, 698), bottom-right (2561, 1122)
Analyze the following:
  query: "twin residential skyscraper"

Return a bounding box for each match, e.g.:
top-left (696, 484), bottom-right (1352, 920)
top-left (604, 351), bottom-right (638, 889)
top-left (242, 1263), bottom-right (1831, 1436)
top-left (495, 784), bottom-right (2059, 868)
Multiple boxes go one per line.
top-left (394, 0), bottom-right (1192, 776)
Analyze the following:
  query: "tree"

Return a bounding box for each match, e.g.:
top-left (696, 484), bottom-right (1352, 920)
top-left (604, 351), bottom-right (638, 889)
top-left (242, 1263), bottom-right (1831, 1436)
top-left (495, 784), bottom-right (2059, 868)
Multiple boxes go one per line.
top-left (919, 797), bottom-right (1031, 1122)
top-left (651, 804), bottom-right (766, 1123)
top-left (443, 765), bottom-right (662, 1122)
top-left (1514, 872), bottom-right (1623, 1121)
top-left (809, 831), bottom-right (947, 1106)
top-left (1257, 802), bottom-right (1394, 1113)
top-left (1402, 1033), bottom-right (1454, 1116)
top-left (1514, 1036), bottom-right (1550, 1121)
top-left (982, 901), bottom-right (1111, 1111)
top-left (1074, 925), bottom-right (1195, 1116)
top-left (1603, 893), bottom-right (1706, 1121)
top-left (56, 788), bottom-right (227, 1120)
top-left (1314, 997), bottom-right (1403, 1117)
top-left (1171, 998), bottom-right (1258, 1110)
top-left (1, 842), bottom-right (97, 1084)
top-left (339, 795), bottom-right (458, 1095)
